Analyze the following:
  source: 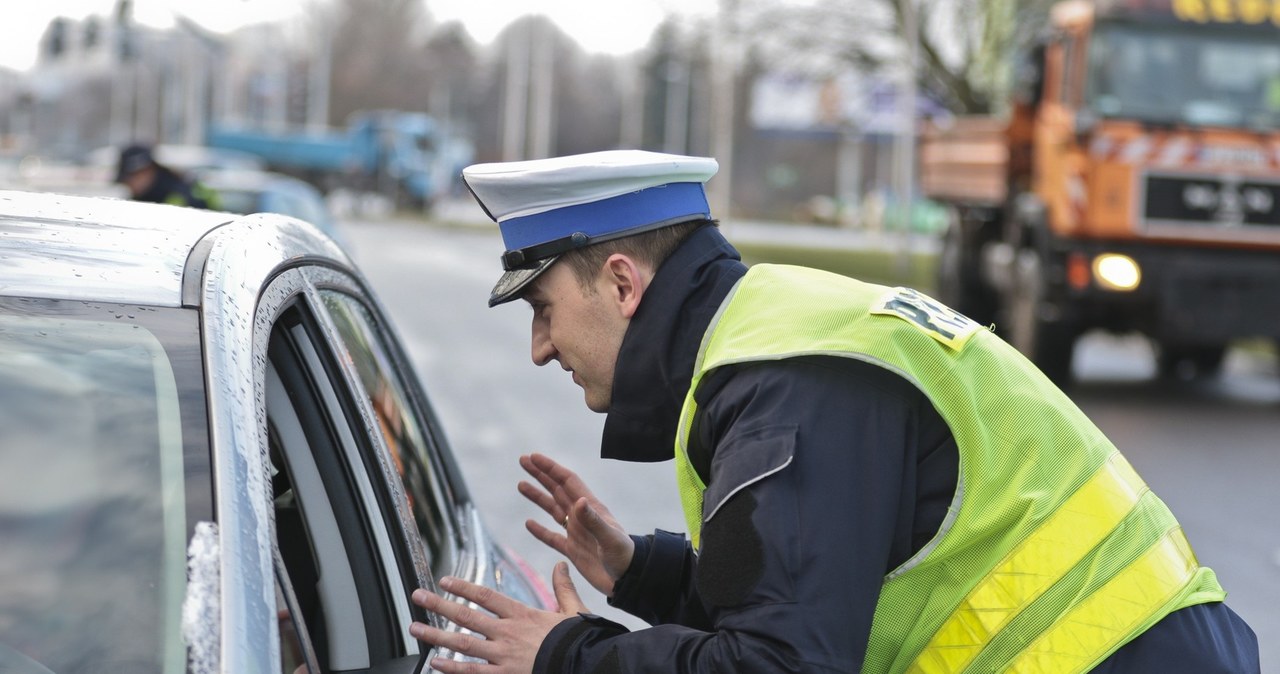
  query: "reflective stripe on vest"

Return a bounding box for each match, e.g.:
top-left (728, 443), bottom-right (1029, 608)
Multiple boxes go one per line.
top-left (673, 264), bottom-right (1225, 673)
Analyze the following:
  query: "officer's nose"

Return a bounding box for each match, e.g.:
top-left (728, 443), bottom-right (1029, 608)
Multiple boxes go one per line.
top-left (531, 316), bottom-right (556, 366)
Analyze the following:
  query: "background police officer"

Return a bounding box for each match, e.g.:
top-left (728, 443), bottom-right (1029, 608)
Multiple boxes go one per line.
top-left (115, 143), bottom-right (219, 210)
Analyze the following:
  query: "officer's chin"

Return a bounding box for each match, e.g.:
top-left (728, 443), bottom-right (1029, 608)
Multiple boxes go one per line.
top-left (583, 388), bottom-right (610, 414)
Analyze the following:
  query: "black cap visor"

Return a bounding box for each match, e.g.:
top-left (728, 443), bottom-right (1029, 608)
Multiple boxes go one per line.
top-left (488, 255), bottom-right (558, 307)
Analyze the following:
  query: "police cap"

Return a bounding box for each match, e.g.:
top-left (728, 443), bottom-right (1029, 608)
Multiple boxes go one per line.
top-left (462, 150), bottom-right (719, 307)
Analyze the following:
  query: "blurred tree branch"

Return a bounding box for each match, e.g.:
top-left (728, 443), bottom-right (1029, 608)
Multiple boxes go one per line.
top-left (740, 0), bottom-right (1056, 114)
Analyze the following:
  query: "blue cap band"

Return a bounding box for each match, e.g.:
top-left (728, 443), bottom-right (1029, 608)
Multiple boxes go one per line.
top-left (498, 182), bottom-right (710, 252)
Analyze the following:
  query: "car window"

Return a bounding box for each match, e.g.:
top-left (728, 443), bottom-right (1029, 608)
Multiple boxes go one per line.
top-left (264, 299), bottom-right (427, 674)
top-left (318, 290), bottom-right (460, 578)
top-left (0, 299), bottom-right (211, 674)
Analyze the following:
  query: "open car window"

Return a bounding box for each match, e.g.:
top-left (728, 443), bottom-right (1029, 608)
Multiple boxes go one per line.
top-left (264, 300), bottom-right (424, 674)
top-left (317, 290), bottom-right (462, 578)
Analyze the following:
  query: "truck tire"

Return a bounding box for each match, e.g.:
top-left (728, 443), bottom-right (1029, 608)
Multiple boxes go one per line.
top-left (936, 213), bottom-right (999, 326)
top-left (1005, 247), bottom-right (1076, 385)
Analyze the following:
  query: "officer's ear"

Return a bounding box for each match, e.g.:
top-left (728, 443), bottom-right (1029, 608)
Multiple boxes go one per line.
top-left (600, 253), bottom-right (649, 319)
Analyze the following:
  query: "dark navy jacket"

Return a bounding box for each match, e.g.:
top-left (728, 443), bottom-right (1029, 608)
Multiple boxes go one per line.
top-left (532, 224), bottom-right (1259, 672)
top-left (135, 166), bottom-right (216, 209)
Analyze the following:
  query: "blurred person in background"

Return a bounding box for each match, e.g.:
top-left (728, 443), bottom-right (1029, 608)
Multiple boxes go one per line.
top-left (114, 143), bottom-right (220, 210)
top-left (407, 150), bottom-right (1259, 673)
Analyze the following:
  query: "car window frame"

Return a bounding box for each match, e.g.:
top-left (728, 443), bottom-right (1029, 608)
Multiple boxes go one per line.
top-left (267, 303), bottom-right (405, 668)
top-left (301, 263), bottom-right (474, 593)
top-left (255, 266), bottom-right (441, 673)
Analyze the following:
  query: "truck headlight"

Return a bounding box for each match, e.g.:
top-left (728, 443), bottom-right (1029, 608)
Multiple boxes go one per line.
top-left (1092, 253), bottom-right (1141, 291)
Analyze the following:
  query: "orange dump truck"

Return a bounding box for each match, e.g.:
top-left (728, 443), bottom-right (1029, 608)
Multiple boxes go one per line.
top-left (923, 0), bottom-right (1280, 382)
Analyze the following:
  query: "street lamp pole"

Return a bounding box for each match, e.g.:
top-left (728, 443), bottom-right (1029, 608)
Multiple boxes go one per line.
top-left (110, 0), bottom-right (133, 145)
top-left (895, 0), bottom-right (919, 276)
top-left (709, 0), bottom-right (738, 225)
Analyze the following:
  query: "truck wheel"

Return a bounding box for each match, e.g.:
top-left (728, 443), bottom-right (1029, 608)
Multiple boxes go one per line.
top-left (1157, 344), bottom-right (1226, 380)
top-left (936, 216), bottom-right (998, 326)
top-left (1005, 248), bottom-right (1076, 385)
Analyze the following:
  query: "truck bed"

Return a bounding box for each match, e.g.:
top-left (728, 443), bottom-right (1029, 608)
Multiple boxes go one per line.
top-left (206, 125), bottom-right (359, 174)
top-left (919, 116), bottom-right (1009, 207)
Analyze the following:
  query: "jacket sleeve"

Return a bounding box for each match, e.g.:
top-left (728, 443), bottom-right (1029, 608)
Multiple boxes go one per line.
top-left (532, 357), bottom-right (954, 672)
top-left (607, 530), bottom-right (711, 628)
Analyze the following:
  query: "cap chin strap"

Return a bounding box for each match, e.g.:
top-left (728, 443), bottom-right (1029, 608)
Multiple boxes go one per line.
top-left (502, 232), bottom-right (590, 270)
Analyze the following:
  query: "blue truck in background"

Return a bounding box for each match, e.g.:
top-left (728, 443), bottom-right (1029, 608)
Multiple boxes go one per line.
top-left (205, 110), bottom-right (472, 210)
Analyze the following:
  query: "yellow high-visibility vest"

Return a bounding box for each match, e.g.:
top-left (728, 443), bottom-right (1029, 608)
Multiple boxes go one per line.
top-left (673, 264), bottom-right (1225, 674)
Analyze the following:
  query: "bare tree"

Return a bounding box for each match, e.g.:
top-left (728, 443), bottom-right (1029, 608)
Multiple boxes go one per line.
top-left (327, 0), bottom-right (432, 123)
top-left (743, 0), bottom-right (1056, 114)
top-left (467, 15), bottom-right (627, 162)
top-left (418, 22), bottom-right (479, 122)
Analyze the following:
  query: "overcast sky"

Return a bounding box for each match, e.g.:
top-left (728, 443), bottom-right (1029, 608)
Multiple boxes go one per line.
top-left (2, 0), bottom-right (718, 72)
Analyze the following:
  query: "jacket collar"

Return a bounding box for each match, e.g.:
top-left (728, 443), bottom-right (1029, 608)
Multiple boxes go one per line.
top-left (600, 224), bottom-right (746, 462)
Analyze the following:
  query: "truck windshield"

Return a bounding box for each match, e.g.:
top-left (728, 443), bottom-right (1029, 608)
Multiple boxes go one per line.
top-left (0, 300), bottom-right (209, 674)
top-left (1087, 22), bottom-right (1280, 130)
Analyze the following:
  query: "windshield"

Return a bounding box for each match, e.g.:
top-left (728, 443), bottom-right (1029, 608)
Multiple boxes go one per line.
top-left (0, 300), bottom-right (209, 674)
top-left (1087, 22), bottom-right (1280, 130)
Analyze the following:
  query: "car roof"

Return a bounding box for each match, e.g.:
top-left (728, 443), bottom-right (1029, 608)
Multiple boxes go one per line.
top-left (0, 189), bottom-right (235, 306)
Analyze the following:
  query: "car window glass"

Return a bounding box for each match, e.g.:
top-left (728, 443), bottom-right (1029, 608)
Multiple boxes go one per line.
top-left (265, 301), bottom-right (430, 672)
top-left (318, 290), bottom-right (458, 576)
top-left (0, 309), bottom-right (194, 674)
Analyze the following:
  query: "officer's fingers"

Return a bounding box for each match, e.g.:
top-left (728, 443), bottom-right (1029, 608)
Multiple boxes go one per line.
top-left (552, 562), bottom-right (588, 615)
top-left (528, 453), bottom-right (591, 492)
top-left (517, 480), bottom-right (559, 514)
top-left (519, 454), bottom-right (553, 486)
top-left (525, 519), bottom-right (569, 556)
top-left (436, 576), bottom-right (529, 620)
top-left (410, 587), bottom-right (504, 658)
top-left (408, 619), bottom-right (490, 662)
top-left (578, 502), bottom-right (633, 570)
top-left (575, 499), bottom-right (624, 536)
top-left (519, 455), bottom-right (581, 509)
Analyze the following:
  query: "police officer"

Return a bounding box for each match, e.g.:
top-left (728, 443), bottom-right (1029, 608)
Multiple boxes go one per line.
top-left (408, 150), bottom-right (1259, 672)
top-left (115, 143), bottom-right (220, 209)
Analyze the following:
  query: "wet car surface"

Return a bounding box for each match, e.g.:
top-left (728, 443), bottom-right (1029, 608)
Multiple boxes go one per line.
top-left (0, 190), bottom-right (551, 674)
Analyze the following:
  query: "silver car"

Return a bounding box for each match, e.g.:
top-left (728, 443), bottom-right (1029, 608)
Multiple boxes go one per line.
top-left (0, 191), bottom-right (552, 674)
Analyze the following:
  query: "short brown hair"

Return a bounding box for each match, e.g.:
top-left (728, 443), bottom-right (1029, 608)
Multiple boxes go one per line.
top-left (559, 219), bottom-right (715, 290)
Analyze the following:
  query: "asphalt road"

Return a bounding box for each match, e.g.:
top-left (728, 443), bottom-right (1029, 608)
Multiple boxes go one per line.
top-left (341, 215), bottom-right (1280, 668)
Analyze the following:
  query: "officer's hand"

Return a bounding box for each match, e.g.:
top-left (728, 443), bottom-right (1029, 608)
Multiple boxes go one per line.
top-left (410, 562), bottom-right (586, 673)
top-left (518, 453), bottom-right (634, 597)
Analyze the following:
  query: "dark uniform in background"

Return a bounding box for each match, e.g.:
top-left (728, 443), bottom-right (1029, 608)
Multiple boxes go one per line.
top-left (115, 144), bottom-right (220, 210)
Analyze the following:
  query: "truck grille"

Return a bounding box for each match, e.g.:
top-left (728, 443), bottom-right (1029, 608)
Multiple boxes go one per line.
top-left (1142, 172), bottom-right (1280, 230)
